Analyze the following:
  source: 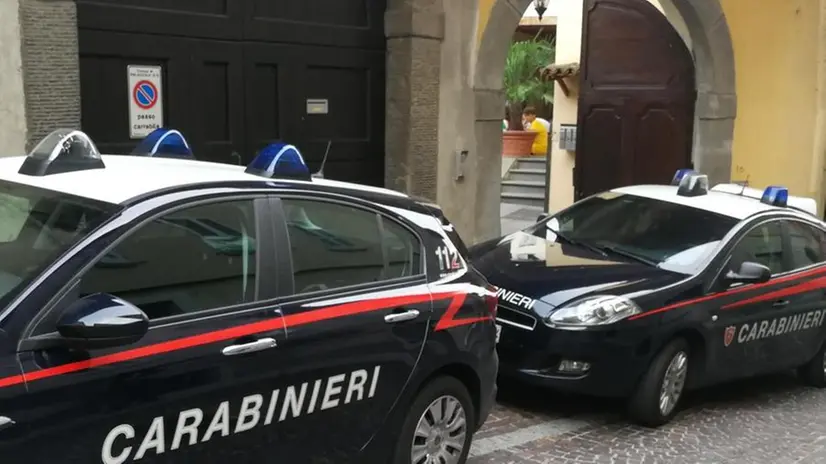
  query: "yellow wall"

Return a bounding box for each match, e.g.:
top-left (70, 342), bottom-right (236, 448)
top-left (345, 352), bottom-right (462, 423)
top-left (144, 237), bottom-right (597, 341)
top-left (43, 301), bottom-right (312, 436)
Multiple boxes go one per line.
top-left (721, 0), bottom-right (820, 197)
top-left (476, 0), bottom-right (495, 44)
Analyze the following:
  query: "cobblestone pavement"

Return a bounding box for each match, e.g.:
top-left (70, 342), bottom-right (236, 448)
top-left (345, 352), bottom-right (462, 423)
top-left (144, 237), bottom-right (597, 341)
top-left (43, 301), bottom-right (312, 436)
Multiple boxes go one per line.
top-left (469, 373), bottom-right (826, 463)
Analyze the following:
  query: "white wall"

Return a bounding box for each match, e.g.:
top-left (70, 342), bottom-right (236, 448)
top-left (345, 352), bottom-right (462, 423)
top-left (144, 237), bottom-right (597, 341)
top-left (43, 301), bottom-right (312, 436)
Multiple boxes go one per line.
top-left (547, 0), bottom-right (583, 213)
top-left (0, 0), bottom-right (27, 155)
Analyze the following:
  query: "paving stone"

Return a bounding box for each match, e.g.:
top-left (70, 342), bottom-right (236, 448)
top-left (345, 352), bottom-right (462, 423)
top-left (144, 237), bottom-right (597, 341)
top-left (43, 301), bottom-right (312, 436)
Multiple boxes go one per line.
top-left (470, 373), bottom-right (826, 463)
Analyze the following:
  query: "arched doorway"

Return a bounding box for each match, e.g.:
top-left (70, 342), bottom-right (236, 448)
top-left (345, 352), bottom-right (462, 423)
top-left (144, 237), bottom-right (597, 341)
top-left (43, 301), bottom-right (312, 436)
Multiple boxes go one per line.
top-left (575, 0), bottom-right (696, 199)
top-left (473, 0), bottom-right (736, 238)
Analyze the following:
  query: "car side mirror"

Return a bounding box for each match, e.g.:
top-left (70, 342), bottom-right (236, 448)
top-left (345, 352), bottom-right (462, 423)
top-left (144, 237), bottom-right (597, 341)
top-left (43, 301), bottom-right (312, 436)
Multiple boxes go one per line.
top-left (536, 212), bottom-right (550, 223)
top-left (724, 261), bottom-right (771, 286)
top-left (56, 293), bottom-right (149, 350)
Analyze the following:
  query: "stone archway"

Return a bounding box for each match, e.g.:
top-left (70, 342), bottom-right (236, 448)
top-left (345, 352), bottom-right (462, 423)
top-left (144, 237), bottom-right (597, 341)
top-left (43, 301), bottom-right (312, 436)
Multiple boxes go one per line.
top-left (471, 0), bottom-right (737, 238)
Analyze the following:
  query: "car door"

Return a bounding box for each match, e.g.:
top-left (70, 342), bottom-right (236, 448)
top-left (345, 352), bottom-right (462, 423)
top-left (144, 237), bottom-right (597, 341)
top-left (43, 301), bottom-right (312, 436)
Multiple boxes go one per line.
top-left (0, 331), bottom-right (27, 455)
top-left (706, 219), bottom-right (789, 380)
top-left (775, 220), bottom-right (826, 368)
top-left (11, 196), bottom-right (292, 464)
top-left (268, 195), bottom-right (431, 462)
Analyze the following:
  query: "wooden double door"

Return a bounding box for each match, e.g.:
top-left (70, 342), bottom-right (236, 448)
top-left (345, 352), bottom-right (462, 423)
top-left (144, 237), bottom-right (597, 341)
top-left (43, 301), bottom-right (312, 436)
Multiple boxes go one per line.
top-left (575, 0), bottom-right (697, 199)
top-left (77, 0), bottom-right (387, 185)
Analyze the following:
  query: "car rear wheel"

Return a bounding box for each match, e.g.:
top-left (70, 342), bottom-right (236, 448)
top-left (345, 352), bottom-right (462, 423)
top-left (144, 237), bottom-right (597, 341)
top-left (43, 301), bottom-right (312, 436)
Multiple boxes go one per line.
top-left (392, 376), bottom-right (475, 464)
top-left (628, 338), bottom-right (690, 427)
top-left (798, 341), bottom-right (826, 387)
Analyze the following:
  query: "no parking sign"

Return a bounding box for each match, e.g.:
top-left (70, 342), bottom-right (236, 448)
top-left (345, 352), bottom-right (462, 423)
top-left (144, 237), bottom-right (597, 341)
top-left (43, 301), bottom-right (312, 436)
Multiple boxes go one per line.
top-left (127, 65), bottom-right (164, 139)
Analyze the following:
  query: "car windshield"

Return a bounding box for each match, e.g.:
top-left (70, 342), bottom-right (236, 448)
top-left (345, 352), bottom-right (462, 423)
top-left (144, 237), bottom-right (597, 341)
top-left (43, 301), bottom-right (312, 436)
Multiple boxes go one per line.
top-left (0, 181), bottom-right (119, 310)
top-left (526, 191), bottom-right (739, 274)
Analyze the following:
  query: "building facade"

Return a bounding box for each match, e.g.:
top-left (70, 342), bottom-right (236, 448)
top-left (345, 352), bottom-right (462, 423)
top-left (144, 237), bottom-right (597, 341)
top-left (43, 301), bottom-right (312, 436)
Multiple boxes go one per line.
top-left (1, 0), bottom-right (826, 245)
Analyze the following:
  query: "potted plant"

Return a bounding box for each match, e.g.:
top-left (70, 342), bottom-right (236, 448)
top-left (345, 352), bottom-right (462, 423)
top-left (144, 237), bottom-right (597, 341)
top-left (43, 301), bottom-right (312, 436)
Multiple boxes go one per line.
top-left (502, 37), bottom-right (556, 157)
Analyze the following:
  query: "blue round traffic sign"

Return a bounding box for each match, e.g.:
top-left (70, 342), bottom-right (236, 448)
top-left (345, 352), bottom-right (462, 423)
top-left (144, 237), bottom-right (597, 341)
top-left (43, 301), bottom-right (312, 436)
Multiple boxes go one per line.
top-left (133, 80), bottom-right (158, 110)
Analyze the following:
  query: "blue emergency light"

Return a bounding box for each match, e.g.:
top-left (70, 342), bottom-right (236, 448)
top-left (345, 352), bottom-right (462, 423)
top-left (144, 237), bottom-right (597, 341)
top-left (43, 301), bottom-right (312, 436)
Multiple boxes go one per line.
top-left (761, 185), bottom-right (789, 207)
top-left (670, 169), bottom-right (696, 186)
top-left (19, 129), bottom-right (105, 176)
top-left (245, 143), bottom-right (310, 180)
top-left (132, 128), bottom-right (194, 159)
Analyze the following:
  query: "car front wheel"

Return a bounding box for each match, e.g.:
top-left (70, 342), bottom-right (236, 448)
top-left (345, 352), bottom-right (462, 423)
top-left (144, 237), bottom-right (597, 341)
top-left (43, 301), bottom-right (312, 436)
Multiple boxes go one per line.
top-left (392, 376), bottom-right (475, 464)
top-left (628, 338), bottom-right (690, 427)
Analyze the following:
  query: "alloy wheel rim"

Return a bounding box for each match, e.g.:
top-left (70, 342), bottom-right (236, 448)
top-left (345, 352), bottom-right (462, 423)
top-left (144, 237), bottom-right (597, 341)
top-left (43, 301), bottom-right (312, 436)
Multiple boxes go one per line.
top-left (411, 395), bottom-right (468, 464)
top-left (659, 351), bottom-right (688, 417)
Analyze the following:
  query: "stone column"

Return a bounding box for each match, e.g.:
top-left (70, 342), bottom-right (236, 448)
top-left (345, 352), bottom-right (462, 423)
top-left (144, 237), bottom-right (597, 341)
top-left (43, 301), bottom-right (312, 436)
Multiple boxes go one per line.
top-left (814, 0), bottom-right (826, 215)
top-left (693, 90), bottom-right (736, 186)
top-left (668, 0), bottom-right (737, 187)
top-left (384, 0), bottom-right (444, 199)
top-left (0, 0), bottom-right (28, 154)
top-left (18, 0), bottom-right (81, 151)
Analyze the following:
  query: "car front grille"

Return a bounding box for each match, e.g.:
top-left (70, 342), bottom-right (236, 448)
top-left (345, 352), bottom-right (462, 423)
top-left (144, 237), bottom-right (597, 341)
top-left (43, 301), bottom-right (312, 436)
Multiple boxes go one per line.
top-left (495, 303), bottom-right (537, 331)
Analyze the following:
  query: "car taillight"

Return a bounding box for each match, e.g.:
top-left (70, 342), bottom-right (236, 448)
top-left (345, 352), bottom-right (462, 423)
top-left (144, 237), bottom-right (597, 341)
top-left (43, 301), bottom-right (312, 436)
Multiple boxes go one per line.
top-left (485, 285), bottom-right (498, 319)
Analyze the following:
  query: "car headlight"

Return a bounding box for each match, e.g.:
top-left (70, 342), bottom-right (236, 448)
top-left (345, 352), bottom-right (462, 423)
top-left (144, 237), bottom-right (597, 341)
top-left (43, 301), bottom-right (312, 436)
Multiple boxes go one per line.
top-left (547, 295), bottom-right (641, 328)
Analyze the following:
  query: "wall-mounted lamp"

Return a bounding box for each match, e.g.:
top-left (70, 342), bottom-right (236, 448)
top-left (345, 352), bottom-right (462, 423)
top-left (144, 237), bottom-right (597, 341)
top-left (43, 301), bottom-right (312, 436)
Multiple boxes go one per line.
top-left (534, 0), bottom-right (549, 21)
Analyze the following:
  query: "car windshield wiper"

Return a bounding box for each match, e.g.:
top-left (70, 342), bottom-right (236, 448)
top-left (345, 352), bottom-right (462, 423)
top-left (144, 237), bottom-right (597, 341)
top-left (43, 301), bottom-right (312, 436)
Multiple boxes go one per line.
top-left (548, 230), bottom-right (609, 258)
top-left (596, 244), bottom-right (659, 267)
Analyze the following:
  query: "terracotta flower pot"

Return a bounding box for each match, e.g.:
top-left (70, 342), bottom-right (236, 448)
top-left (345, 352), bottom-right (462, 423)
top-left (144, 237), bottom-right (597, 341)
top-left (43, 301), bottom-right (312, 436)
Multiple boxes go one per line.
top-left (502, 130), bottom-right (537, 157)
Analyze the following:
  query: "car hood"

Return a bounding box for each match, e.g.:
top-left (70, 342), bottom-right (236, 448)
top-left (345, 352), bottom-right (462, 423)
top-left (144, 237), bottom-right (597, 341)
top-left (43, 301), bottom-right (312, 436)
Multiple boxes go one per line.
top-left (470, 231), bottom-right (685, 320)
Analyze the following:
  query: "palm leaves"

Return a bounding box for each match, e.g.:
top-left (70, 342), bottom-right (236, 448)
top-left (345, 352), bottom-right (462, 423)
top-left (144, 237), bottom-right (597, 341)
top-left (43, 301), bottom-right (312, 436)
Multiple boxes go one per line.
top-left (503, 37), bottom-right (556, 129)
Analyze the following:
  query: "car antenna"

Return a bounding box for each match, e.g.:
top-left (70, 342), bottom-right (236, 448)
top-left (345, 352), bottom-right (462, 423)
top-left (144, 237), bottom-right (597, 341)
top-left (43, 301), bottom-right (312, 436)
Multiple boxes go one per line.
top-left (739, 175), bottom-right (750, 195)
top-left (312, 141), bottom-right (332, 179)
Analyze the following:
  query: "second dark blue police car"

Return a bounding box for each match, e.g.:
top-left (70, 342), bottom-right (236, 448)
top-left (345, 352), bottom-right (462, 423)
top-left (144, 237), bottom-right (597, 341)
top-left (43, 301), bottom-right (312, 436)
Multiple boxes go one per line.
top-left (0, 128), bottom-right (498, 463)
top-left (471, 169), bottom-right (826, 427)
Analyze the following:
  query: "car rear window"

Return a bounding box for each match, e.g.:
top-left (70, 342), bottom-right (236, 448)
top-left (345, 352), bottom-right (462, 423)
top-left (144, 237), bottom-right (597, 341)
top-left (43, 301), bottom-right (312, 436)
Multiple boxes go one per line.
top-left (0, 181), bottom-right (119, 310)
top-left (414, 200), bottom-right (470, 257)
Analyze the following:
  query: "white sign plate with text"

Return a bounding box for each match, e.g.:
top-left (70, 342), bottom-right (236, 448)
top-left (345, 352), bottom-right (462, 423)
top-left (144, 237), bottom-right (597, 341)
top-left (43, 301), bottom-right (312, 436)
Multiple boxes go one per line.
top-left (127, 65), bottom-right (164, 139)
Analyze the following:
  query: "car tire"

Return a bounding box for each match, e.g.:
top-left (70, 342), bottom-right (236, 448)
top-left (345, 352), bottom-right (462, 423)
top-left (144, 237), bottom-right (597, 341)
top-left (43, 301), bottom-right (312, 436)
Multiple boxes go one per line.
top-left (627, 338), bottom-right (690, 428)
top-left (392, 376), bottom-right (476, 464)
top-left (798, 341), bottom-right (826, 387)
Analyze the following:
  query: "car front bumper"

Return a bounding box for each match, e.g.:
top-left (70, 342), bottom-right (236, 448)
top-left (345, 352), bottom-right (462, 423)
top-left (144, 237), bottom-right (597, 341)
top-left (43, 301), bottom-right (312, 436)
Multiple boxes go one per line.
top-left (495, 320), bottom-right (652, 398)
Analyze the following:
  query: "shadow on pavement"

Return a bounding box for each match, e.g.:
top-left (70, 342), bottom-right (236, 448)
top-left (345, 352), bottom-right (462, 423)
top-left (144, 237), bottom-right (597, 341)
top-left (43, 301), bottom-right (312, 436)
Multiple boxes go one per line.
top-left (495, 370), bottom-right (807, 420)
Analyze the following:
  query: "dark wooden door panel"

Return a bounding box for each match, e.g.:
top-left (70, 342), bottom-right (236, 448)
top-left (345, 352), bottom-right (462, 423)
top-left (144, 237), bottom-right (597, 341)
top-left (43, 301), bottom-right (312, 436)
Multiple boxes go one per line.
top-left (575, 104), bottom-right (624, 198)
top-left (78, 0), bottom-right (386, 186)
top-left (76, 0), bottom-right (243, 40)
top-left (242, 0), bottom-right (386, 49)
top-left (242, 43), bottom-right (304, 165)
top-left (78, 29), bottom-right (193, 155)
top-left (575, 0), bottom-right (696, 199)
top-left (190, 42), bottom-right (246, 165)
top-left (582, 1), bottom-right (693, 92)
top-left (633, 104), bottom-right (693, 184)
top-left (296, 47), bottom-right (385, 186)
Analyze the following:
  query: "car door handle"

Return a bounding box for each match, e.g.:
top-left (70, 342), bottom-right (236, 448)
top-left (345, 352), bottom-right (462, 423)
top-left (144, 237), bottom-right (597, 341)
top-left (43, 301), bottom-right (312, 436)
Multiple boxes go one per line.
top-left (772, 299), bottom-right (790, 308)
top-left (384, 309), bottom-right (420, 324)
top-left (0, 416), bottom-right (14, 432)
top-left (221, 338), bottom-right (277, 356)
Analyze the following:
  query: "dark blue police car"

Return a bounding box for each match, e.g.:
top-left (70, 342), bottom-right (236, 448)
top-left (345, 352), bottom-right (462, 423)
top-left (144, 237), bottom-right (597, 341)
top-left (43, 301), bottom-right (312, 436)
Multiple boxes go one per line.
top-left (0, 128), bottom-right (498, 463)
top-left (471, 170), bottom-right (826, 427)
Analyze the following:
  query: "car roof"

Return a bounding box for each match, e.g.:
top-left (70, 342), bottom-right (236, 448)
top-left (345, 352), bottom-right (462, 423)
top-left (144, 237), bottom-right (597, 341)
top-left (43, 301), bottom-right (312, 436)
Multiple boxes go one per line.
top-left (611, 184), bottom-right (785, 220)
top-left (0, 155), bottom-right (408, 204)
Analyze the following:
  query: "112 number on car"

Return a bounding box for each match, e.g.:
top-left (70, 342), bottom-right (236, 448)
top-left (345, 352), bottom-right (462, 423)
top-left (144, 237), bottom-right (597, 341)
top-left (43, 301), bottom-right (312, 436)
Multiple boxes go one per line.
top-left (435, 245), bottom-right (459, 273)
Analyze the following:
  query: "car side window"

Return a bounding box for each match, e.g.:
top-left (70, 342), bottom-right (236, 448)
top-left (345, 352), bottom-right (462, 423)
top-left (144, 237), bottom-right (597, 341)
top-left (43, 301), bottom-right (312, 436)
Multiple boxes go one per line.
top-left (785, 221), bottom-right (826, 270)
top-left (727, 221), bottom-right (786, 275)
top-left (77, 199), bottom-right (258, 319)
top-left (282, 198), bottom-right (422, 294)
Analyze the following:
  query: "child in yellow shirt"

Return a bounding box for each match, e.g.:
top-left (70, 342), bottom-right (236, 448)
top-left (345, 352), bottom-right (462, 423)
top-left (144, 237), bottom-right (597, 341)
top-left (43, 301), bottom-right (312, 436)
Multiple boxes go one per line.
top-left (522, 107), bottom-right (548, 156)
